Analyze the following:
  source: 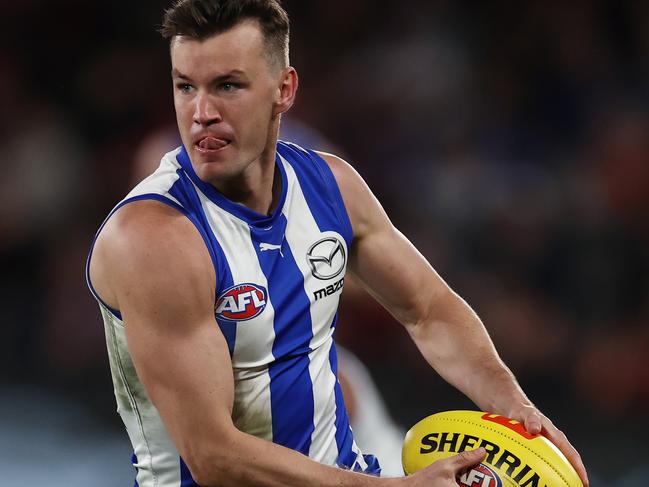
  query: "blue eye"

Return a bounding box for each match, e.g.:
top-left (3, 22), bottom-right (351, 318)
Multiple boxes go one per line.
top-left (221, 82), bottom-right (240, 92)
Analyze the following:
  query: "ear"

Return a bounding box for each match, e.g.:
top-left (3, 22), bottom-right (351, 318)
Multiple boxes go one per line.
top-left (273, 67), bottom-right (298, 118)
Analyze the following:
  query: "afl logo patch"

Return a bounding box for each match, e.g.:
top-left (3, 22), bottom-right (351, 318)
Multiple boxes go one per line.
top-left (215, 283), bottom-right (267, 322)
top-left (458, 464), bottom-right (502, 487)
top-left (307, 237), bottom-right (346, 280)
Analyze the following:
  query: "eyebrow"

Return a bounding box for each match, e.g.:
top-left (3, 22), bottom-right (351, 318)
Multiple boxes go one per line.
top-left (171, 69), bottom-right (247, 82)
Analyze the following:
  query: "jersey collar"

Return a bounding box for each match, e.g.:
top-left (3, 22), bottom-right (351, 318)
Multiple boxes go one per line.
top-left (176, 145), bottom-right (288, 228)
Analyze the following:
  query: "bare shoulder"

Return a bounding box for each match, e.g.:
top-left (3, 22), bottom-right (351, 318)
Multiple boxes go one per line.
top-left (89, 199), bottom-right (215, 311)
top-left (314, 151), bottom-right (362, 192)
top-left (315, 150), bottom-right (389, 239)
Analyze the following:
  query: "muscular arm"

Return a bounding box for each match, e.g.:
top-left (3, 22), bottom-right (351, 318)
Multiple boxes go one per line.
top-left (319, 152), bottom-right (588, 486)
top-left (90, 200), bottom-right (397, 487)
top-left (88, 190), bottom-right (489, 487)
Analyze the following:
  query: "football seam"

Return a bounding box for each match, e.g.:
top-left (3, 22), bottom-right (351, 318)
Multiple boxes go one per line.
top-left (442, 417), bottom-right (571, 487)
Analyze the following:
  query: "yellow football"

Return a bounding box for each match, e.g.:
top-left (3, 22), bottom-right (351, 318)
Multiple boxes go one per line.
top-left (402, 410), bottom-right (583, 486)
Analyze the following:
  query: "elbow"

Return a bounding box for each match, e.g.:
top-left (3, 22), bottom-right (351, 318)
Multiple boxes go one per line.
top-left (185, 457), bottom-right (224, 487)
top-left (404, 288), bottom-right (462, 339)
top-left (182, 435), bottom-right (238, 487)
top-left (403, 294), bottom-right (443, 337)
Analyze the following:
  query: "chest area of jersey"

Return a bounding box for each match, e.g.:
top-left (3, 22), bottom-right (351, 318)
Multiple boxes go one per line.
top-left (214, 229), bottom-right (347, 321)
top-left (196, 160), bottom-right (351, 363)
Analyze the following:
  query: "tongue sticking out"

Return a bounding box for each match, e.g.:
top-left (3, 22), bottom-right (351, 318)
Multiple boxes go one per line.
top-left (198, 137), bottom-right (228, 150)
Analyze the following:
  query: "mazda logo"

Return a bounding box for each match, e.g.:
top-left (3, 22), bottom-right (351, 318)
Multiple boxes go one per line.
top-left (306, 237), bottom-right (346, 280)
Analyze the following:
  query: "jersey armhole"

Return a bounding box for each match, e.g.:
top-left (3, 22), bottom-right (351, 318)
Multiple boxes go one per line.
top-left (85, 193), bottom-right (220, 321)
top-left (305, 149), bottom-right (354, 248)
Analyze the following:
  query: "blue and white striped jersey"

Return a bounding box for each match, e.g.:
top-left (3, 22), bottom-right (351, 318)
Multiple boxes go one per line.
top-left (87, 141), bottom-right (380, 486)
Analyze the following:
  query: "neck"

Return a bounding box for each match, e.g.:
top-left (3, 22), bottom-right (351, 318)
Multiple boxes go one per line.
top-left (211, 124), bottom-right (281, 216)
top-left (216, 147), bottom-right (280, 216)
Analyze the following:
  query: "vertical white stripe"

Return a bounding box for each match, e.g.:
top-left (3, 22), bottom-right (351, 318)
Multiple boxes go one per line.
top-left (279, 157), bottom-right (349, 465)
top-left (280, 156), bottom-right (346, 349)
top-left (192, 186), bottom-right (275, 442)
top-left (98, 152), bottom-right (202, 487)
top-left (103, 308), bottom-right (182, 487)
top-left (231, 366), bottom-right (273, 442)
top-left (193, 189), bottom-right (276, 367)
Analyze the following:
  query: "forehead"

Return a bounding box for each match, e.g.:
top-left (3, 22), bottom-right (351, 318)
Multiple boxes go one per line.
top-left (170, 20), bottom-right (267, 77)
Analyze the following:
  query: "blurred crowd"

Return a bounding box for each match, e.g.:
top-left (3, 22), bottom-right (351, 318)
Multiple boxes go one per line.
top-left (1, 0), bottom-right (648, 484)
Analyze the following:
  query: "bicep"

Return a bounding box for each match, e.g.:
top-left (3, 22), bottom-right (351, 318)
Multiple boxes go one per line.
top-left (101, 201), bottom-right (236, 460)
top-left (123, 298), bottom-right (236, 461)
top-left (320, 152), bottom-right (452, 329)
top-left (349, 220), bottom-right (452, 329)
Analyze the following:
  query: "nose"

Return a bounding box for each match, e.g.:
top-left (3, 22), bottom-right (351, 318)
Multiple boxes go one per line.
top-left (193, 91), bottom-right (222, 126)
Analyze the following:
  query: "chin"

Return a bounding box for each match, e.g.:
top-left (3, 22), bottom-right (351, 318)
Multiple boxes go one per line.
top-left (194, 160), bottom-right (232, 183)
top-left (194, 159), bottom-right (251, 188)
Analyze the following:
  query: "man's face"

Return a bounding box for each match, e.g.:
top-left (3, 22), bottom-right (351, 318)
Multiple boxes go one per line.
top-left (171, 20), bottom-right (282, 183)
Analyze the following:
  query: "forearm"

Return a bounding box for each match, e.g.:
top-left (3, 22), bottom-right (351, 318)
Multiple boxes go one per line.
top-left (406, 289), bottom-right (532, 413)
top-left (192, 428), bottom-right (395, 487)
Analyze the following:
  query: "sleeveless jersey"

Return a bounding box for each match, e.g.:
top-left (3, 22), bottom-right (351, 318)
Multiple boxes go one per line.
top-left (86, 141), bottom-right (381, 486)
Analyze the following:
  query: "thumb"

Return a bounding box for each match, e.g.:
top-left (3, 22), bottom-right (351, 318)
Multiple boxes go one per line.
top-left (450, 447), bottom-right (487, 471)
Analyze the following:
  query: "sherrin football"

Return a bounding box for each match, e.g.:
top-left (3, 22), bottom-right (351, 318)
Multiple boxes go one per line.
top-left (402, 410), bottom-right (583, 487)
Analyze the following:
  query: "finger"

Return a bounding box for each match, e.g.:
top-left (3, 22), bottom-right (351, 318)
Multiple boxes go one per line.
top-left (523, 410), bottom-right (542, 435)
top-left (542, 422), bottom-right (589, 487)
top-left (449, 447), bottom-right (486, 472)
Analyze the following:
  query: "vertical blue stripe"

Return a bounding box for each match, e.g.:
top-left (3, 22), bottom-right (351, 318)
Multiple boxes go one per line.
top-left (328, 342), bottom-right (357, 469)
top-left (276, 141), bottom-right (353, 248)
top-left (268, 354), bottom-right (315, 454)
top-left (250, 214), bottom-right (314, 359)
top-left (131, 452), bottom-right (139, 487)
top-left (251, 213), bottom-right (315, 453)
top-left (168, 171), bottom-right (237, 356)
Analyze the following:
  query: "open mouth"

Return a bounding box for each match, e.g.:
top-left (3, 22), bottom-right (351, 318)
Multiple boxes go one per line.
top-left (195, 136), bottom-right (231, 153)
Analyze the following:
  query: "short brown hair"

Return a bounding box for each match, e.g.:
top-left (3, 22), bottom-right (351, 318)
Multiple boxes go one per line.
top-left (159, 0), bottom-right (290, 69)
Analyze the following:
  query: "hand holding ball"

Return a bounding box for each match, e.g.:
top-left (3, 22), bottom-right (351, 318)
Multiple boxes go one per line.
top-left (402, 410), bottom-right (583, 486)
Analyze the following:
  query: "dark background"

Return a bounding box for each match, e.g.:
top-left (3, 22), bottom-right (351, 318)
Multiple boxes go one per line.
top-left (1, 1), bottom-right (647, 485)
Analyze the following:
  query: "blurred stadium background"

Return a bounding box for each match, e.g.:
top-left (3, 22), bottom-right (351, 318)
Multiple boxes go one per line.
top-left (1, 0), bottom-right (648, 485)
